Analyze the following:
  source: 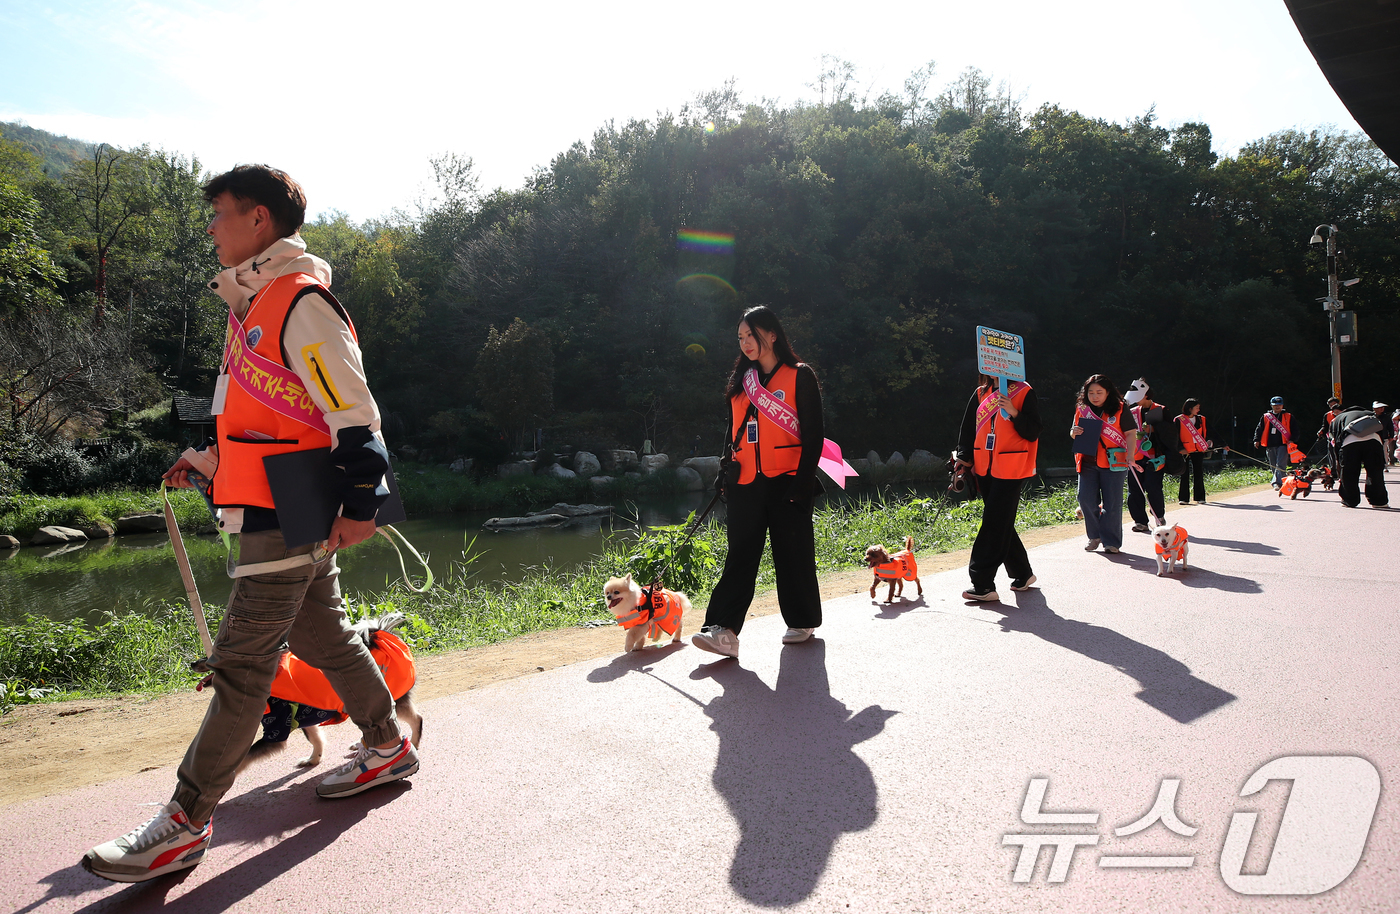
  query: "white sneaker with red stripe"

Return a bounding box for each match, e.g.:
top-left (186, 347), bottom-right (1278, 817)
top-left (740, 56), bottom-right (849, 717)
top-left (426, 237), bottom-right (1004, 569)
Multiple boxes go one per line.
top-left (317, 735), bottom-right (419, 798)
top-left (82, 800), bottom-right (212, 882)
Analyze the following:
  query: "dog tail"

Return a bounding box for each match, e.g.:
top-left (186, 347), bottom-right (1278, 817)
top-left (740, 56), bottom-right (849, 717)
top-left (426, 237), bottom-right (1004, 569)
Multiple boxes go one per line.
top-left (236, 737), bottom-right (287, 774)
top-left (904, 535), bottom-right (914, 551)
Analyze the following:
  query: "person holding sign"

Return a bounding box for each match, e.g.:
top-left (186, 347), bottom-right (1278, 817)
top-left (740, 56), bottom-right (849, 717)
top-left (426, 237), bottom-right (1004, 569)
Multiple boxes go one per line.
top-left (1125, 380), bottom-right (1169, 532)
top-left (954, 373), bottom-right (1042, 601)
top-left (1175, 398), bottom-right (1211, 504)
top-left (84, 166), bottom-right (415, 884)
top-left (693, 306), bottom-right (824, 658)
top-left (1070, 374), bottom-right (1138, 553)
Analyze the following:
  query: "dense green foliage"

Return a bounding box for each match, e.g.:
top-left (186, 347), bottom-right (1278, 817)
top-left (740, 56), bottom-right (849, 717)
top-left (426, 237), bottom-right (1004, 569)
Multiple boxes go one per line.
top-left (4, 63), bottom-right (1398, 488)
top-left (1, 466), bottom-right (1270, 711)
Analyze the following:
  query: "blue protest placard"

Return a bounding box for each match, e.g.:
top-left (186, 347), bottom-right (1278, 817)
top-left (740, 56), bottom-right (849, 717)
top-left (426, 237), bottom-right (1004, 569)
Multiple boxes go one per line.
top-left (976, 326), bottom-right (1026, 418)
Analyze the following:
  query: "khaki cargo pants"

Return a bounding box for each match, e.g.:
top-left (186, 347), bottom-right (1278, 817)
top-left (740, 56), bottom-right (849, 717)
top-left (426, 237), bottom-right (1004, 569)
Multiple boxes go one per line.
top-left (171, 529), bottom-right (399, 822)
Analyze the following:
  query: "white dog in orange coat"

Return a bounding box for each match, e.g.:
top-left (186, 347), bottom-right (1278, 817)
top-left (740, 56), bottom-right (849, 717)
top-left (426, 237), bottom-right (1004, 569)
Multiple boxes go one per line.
top-left (1152, 523), bottom-right (1189, 576)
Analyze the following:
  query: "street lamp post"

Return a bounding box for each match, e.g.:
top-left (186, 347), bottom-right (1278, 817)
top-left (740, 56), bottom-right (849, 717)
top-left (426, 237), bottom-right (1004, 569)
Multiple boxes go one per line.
top-left (1309, 224), bottom-right (1343, 402)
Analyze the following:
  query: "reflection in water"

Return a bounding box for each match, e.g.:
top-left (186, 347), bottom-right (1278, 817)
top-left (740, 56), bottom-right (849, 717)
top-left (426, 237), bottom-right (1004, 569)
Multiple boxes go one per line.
top-left (691, 642), bottom-right (897, 906)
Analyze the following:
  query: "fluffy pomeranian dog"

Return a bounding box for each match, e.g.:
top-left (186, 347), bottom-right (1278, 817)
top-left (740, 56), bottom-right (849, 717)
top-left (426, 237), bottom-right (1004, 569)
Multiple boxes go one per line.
top-left (865, 536), bottom-right (924, 603)
top-left (603, 573), bottom-right (690, 652)
top-left (1152, 523), bottom-right (1189, 576)
top-left (236, 613), bottom-right (422, 773)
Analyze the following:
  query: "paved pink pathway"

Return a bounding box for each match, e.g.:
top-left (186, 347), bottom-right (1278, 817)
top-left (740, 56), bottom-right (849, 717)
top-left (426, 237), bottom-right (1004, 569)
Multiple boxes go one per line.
top-left (4, 478), bottom-right (1398, 913)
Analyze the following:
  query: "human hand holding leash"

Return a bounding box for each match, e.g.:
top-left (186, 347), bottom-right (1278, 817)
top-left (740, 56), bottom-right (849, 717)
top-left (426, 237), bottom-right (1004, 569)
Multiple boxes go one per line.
top-left (162, 457), bottom-right (197, 489)
top-left (327, 516), bottom-right (376, 552)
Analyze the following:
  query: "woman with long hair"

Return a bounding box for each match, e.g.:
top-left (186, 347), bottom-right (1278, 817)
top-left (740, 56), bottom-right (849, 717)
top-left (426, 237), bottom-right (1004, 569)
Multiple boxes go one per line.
top-left (1175, 398), bottom-right (1211, 504)
top-left (692, 306), bottom-right (824, 658)
top-left (1070, 374), bottom-right (1138, 553)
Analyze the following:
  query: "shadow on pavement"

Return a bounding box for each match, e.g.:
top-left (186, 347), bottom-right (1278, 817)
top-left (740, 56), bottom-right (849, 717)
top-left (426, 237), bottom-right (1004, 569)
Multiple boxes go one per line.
top-left (41, 785), bottom-right (408, 913)
top-left (873, 594), bottom-right (926, 619)
top-left (1098, 551), bottom-right (1263, 594)
top-left (689, 641), bottom-right (897, 906)
top-left (1207, 502), bottom-right (1284, 511)
top-left (1188, 536), bottom-right (1281, 556)
top-left (994, 591), bottom-right (1236, 724)
top-left (586, 641), bottom-right (686, 682)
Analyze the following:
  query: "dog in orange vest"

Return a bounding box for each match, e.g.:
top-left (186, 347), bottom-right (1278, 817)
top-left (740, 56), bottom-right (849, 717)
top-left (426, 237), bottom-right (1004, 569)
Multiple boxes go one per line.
top-left (1152, 523), bottom-right (1189, 576)
top-left (603, 573), bottom-right (690, 652)
top-left (866, 536), bottom-right (924, 603)
top-left (236, 613), bottom-right (422, 772)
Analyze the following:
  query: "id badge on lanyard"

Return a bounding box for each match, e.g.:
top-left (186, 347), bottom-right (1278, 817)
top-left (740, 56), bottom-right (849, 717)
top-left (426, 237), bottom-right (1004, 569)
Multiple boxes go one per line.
top-left (985, 431), bottom-right (996, 452)
top-left (746, 419), bottom-right (758, 444)
top-left (211, 374), bottom-right (230, 416)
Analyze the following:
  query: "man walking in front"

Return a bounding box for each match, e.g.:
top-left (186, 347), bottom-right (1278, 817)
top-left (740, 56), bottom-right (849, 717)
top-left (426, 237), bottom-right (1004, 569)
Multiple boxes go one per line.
top-left (1254, 396), bottom-right (1293, 489)
top-left (83, 165), bottom-right (416, 883)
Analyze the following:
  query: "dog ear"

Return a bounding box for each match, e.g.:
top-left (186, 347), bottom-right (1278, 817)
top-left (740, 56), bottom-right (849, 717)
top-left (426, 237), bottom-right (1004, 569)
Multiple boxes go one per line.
top-left (624, 573), bottom-right (632, 584)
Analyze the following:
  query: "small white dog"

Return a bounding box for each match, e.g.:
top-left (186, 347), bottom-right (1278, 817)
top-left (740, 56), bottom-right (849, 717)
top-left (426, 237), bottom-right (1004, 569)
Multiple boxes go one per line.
top-left (1152, 523), bottom-right (1189, 576)
top-left (603, 573), bottom-right (690, 652)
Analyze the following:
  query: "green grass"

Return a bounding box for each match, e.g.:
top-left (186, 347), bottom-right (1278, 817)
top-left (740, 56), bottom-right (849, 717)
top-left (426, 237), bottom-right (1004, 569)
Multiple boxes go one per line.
top-left (0, 466), bottom-right (1271, 713)
top-left (0, 489), bottom-right (208, 539)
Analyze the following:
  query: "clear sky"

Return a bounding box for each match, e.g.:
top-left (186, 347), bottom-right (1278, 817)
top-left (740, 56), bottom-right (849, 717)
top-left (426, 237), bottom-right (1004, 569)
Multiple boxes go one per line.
top-left (0, 0), bottom-right (1362, 223)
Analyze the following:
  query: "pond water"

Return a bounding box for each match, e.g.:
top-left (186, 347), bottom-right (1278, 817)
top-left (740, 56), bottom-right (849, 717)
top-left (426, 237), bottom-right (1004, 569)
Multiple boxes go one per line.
top-left (0, 492), bottom-right (723, 625)
top-left (0, 483), bottom-right (958, 626)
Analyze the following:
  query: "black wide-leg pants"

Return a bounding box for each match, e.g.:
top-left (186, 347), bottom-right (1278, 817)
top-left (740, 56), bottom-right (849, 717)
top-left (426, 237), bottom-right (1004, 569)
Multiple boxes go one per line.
top-left (704, 473), bottom-right (822, 635)
top-left (1339, 439), bottom-right (1389, 507)
top-left (968, 474), bottom-right (1032, 590)
top-left (1178, 453), bottom-right (1205, 502)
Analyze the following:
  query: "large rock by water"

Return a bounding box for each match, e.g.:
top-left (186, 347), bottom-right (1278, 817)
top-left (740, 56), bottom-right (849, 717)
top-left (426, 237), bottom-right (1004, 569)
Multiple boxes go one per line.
top-left (497, 461), bottom-right (532, 479)
top-left (483, 514), bottom-right (568, 529)
top-left (602, 450), bottom-right (639, 472)
top-left (640, 454), bottom-right (669, 474)
top-left (79, 522), bottom-right (115, 539)
top-left (681, 456), bottom-right (721, 488)
top-left (587, 476), bottom-right (614, 490)
top-left (450, 457), bottom-right (473, 474)
top-left (906, 449), bottom-right (938, 480)
top-left (527, 503), bottom-right (611, 518)
top-left (542, 463), bottom-right (576, 479)
top-left (1, 534), bottom-right (23, 549)
top-left (572, 451), bottom-right (601, 478)
top-left (31, 525), bottom-right (87, 545)
top-left (675, 467), bottom-right (704, 491)
top-left (885, 451), bottom-right (907, 472)
top-left (116, 514), bottom-right (165, 534)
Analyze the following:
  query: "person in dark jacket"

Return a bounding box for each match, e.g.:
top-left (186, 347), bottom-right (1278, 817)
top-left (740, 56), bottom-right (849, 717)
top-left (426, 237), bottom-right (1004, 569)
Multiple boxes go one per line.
top-left (693, 306), bottom-right (824, 658)
top-left (954, 374), bottom-right (1042, 602)
top-left (1253, 397), bottom-right (1293, 489)
top-left (1329, 406), bottom-right (1389, 508)
top-left (1175, 398), bottom-right (1211, 504)
top-left (1125, 383), bottom-right (1170, 532)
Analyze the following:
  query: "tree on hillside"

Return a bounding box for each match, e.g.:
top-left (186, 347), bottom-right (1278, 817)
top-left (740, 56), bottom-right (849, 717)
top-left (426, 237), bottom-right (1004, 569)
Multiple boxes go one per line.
top-left (473, 318), bottom-right (554, 451)
top-left (0, 179), bottom-right (65, 314)
top-left (63, 143), bottom-right (153, 322)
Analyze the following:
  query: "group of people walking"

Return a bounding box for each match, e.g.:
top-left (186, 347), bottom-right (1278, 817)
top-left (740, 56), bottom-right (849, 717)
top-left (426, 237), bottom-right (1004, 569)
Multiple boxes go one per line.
top-left (79, 161), bottom-right (1391, 885)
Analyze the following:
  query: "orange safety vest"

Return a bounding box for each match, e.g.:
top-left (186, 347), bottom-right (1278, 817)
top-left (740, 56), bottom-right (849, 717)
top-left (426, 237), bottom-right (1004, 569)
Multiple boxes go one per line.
top-left (1259, 411), bottom-right (1291, 447)
top-left (972, 383), bottom-right (1038, 479)
top-left (1154, 526), bottom-right (1188, 563)
top-left (1074, 407), bottom-right (1128, 473)
top-left (873, 550), bottom-right (919, 582)
top-left (211, 272), bottom-right (357, 510)
top-left (1177, 415), bottom-right (1208, 453)
top-left (729, 364), bottom-right (802, 485)
top-left (615, 588), bottom-right (685, 639)
top-left (267, 629), bottom-right (415, 724)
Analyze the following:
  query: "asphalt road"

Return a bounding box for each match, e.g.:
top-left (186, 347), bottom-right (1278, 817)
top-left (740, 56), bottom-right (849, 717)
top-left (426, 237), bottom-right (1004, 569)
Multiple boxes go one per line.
top-left (5, 476), bottom-right (1398, 913)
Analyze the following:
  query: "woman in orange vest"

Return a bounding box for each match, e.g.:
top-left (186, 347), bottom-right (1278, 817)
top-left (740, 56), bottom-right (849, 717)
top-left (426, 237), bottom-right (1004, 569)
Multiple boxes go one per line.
top-left (953, 373), bottom-right (1041, 601)
top-left (1175, 398), bottom-right (1211, 504)
top-left (1070, 374), bottom-right (1138, 553)
top-left (693, 306), bottom-right (823, 658)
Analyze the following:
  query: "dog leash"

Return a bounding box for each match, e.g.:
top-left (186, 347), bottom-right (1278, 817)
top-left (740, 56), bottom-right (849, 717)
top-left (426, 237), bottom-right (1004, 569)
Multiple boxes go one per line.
top-left (162, 477), bottom-right (435, 658)
top-left (643, 488), bottom-right (723, 595)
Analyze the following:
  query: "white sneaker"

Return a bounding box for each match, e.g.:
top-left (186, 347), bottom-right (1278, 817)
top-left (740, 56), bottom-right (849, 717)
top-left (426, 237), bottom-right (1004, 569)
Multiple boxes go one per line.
top-left (692, 625), bottom-right (739, 657)
top-left (82, 801), bottom-right (212, 883)
top-left (781, 627), bottom-right (815, 643)
top-left (1084, 539), bottom-right (1101, 551)
top-left (317, 736), bottom-right (419, 798)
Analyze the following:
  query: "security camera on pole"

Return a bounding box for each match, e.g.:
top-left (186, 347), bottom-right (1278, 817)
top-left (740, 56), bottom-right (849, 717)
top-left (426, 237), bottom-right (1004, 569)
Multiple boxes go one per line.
top-left (1309, 224), bottom-right (1361, 402)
